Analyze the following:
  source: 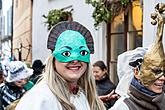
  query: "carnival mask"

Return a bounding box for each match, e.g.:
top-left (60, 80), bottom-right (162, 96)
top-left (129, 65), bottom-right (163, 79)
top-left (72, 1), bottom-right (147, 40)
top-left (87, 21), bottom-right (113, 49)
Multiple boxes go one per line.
top-left (52, 30), bottom-right (90, 62)
top-left (47, 21), bottom-right (94, 63)
top-left (138, 3), bottom-right (165, 86)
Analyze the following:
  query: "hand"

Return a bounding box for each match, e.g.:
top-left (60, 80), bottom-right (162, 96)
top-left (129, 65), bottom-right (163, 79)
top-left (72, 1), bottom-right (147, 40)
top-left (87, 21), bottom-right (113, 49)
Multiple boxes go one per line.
top-left (107, 90), bottom-right (118, 100)
top-left (99, 90), bottom-right (119, 102)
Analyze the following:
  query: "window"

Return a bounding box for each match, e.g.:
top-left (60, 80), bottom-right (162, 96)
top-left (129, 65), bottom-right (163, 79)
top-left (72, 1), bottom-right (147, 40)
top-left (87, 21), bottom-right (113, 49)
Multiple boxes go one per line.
top-left (107, 0), bottom-right (143, 85)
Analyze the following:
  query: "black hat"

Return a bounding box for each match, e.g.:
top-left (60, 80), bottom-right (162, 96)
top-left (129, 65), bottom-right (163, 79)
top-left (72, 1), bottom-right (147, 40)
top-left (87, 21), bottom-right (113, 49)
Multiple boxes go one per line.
top-left (32, 60), bottom-right (45, 70)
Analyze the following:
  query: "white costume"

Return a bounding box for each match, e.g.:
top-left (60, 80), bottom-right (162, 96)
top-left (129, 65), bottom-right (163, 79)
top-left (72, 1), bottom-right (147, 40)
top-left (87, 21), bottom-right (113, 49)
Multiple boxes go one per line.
top-left (109, 47), bottom-right (147, 110)
top-left (15, 81), bottom-right (90, 110)
top-left (109, 95), bottom-right (129, 110)
top-left (115, 47), bottom-right (147, 96)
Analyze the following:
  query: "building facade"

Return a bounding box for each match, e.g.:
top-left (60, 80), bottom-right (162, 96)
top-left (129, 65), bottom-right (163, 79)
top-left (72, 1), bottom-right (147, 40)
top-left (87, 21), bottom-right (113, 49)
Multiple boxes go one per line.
top-left (143, 0), bottom-right (165, 48)
top-left (32, 0), bottom-right (107, 64)
top-left (0, 0), bottom-right (12, 61)
top-left (12, 0), bottom-right (32, 62)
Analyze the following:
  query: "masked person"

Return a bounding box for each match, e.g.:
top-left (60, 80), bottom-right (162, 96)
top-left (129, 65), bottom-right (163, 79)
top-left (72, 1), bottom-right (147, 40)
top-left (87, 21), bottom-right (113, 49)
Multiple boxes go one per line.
top-left (15, 21), bottom-right (105, 110)
top-left (115, 47), bottom-right (148, 97)
top-left (0, 61), bottom-right (33, 110)
top-left (110, 3), bottom-right (165, 110)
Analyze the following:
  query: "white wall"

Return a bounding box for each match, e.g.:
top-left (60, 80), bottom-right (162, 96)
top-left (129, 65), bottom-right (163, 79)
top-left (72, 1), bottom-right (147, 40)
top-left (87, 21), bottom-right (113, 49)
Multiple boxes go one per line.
top-left (1, 40), bottom-right (11, 60)
top-left (1, 0), bottom-right (12, 60)
top-left (2, 0), bottom-right (12, 36)
top-left (143, 0), bottom-right (165, 49)
top-left (32, 0), bottom-right (107, 64)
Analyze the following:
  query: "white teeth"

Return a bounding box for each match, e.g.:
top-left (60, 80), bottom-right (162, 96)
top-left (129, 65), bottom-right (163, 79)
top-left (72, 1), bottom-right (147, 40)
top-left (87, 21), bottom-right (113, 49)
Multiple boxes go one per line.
top-left (69, 67), bottom-right (79, 70)
top-left (155, 83), bottom-right (163, 86)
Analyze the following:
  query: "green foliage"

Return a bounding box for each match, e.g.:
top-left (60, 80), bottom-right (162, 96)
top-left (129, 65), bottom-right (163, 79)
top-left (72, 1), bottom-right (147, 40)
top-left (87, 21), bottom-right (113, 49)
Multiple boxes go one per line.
top-left (85, 0), bottom-right (130, 27)
top-left (120, 0), bottom-right (130, 5)
top-left (91, 1), bottom-right (111, 27)
top-left (43, 9), bottom-right (72, 30)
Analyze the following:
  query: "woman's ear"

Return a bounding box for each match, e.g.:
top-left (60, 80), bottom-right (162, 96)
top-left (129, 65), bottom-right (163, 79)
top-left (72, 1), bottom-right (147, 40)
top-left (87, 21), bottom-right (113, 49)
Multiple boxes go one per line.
top-left (134, 67), bottom-right (140, 80)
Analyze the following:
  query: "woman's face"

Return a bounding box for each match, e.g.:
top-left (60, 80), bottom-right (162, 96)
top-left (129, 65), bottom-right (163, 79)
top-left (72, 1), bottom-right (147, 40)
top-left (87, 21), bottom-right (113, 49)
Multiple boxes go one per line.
top-left (147, 75), bottom-right (165, 94)
top-left (134, 68), bottom-right (165, 94)
top-left (55, 60), bottom-right (87, 83)
top-left (92, 66), bottom-right (106, 81)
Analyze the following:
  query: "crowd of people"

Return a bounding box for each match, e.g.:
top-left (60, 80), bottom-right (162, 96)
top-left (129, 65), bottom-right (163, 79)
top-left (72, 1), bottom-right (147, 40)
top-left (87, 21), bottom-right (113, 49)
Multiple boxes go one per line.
top-left (0, 3), bottom-right (164, 110)
top-left (0, 59), bottom-right (45, 110)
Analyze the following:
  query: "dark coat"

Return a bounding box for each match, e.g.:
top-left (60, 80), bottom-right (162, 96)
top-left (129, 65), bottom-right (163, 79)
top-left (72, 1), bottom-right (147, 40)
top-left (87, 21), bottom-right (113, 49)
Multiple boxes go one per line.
top-left (0, 83), bottom-right (26, 109)
top-left (96, 75), bottom-right (116, 109)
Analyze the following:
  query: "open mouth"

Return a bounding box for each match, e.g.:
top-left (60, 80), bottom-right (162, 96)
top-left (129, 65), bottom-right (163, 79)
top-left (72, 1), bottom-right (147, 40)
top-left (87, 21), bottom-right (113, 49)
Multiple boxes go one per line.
top-left (154, 83), bottom-right (164, 88)
top-left (66, 66), bottom-right (81, 70)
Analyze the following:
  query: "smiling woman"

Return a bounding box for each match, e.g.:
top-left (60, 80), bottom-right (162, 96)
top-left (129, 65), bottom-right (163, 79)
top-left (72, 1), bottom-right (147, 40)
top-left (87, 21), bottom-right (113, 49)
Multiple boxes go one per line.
top-left (92, 60), bottom-right (118, 109)
top-left (15, 21), bottom-right (106, 110)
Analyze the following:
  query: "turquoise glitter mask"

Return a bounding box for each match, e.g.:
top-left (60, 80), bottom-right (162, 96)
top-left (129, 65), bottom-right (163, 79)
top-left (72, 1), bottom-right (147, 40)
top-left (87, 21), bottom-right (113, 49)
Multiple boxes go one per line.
top-left (53, 30), bottom-right (90, 62)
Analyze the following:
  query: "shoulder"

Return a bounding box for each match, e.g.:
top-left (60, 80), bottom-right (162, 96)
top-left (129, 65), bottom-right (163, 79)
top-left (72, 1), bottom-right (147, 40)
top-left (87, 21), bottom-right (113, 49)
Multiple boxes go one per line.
top-left (109, 95), bottom-right (129, 110)
top-left (22, 81), bottom-right (51, 96)
top-left (15, 81), bottom-right (61, 110)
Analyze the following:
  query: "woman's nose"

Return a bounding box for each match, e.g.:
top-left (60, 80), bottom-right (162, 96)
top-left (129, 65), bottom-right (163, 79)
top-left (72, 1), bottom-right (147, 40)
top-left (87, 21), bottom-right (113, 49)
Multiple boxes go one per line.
top-left (20, 79), bottom-right (28, 84)
top-left (71, 60), bottom-right (79, 64)
top-left (159, 74), bottom-right (165, 80)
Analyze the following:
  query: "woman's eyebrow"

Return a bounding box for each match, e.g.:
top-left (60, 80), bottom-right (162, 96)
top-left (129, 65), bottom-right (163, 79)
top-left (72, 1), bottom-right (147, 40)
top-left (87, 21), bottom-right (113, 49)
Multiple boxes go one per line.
top-left (60, 46), bottom-right (72, 50)
top-left (79, 46), bottom-right (85, 49)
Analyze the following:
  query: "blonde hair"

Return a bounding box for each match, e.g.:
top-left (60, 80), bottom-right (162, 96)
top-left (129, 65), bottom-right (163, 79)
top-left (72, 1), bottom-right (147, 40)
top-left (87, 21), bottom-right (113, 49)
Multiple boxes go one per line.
top-left (42, 55), bottom-right (105, 110)
top-left (5, 99), bottom-right (20, 110)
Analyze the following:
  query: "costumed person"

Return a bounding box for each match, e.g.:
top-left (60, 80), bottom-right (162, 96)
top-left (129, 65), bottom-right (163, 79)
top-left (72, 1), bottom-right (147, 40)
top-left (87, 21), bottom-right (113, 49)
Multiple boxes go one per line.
top-left (92, 60), bottom-right (118, 109)
top-left (115, 47), bottom-right (148, 97)
top-left (29, 59), bottom-right (45, 84)
top-left (15, 21), bottom-right (105, 110)
top-left (110, 3), bottom-right (165, 110)
top-left (22, 62), bottom-right (35, 91)
top-left (0, 61), bottom-right (33, 110)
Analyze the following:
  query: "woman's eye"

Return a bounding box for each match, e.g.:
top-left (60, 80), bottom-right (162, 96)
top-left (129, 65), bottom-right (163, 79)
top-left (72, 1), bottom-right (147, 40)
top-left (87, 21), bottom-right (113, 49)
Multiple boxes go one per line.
top-left (80, 50), bottom-right (88, 56)
top-left (62, 51), bottom-right (71, 57)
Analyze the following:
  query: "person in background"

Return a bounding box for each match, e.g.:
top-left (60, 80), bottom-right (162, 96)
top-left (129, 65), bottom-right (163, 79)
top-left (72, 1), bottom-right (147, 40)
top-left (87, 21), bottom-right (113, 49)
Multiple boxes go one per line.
top-left (23, 61), bottom-right (35, 91)
top-left (110, 3), bottom-right (165, 110)
top-left (29, 59), bottom-right (45, 84)
top-left (15, 21), bottom-right (105, 110)
top-left (0, 61), bottom-right (33, 110)
top-left (92, 60), bottom-right (118, 109)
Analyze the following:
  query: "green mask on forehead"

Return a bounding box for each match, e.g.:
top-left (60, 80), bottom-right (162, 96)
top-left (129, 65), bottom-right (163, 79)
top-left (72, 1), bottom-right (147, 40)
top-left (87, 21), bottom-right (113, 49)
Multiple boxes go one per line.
top-left (52, 30), bottom-right (90, 62)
